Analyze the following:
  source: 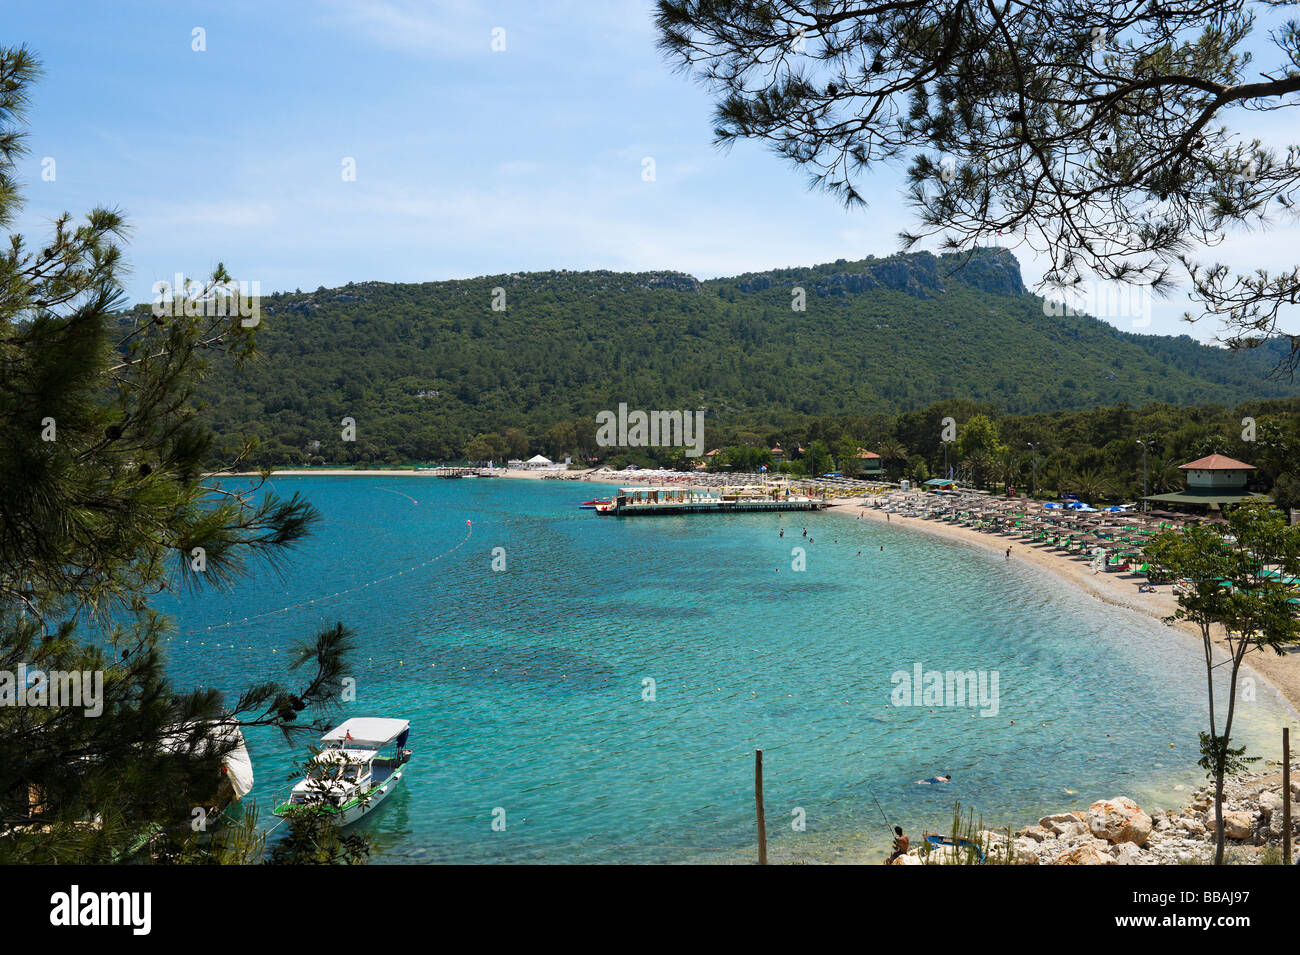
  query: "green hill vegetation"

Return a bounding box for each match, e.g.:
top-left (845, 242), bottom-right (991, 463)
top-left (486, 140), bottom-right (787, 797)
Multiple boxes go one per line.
top-left (155, 248), bottom-right (1297, 502)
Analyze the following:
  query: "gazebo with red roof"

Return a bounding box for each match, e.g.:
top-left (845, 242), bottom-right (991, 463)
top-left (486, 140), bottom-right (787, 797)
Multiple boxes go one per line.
top-left (1143, 453), bottom-right (1266, 512)
top-left (854, 448), bottom-right (884, 477)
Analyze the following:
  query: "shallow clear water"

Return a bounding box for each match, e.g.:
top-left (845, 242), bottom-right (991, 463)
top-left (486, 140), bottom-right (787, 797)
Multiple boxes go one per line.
top-left (157, 477), bottom-right (1298, 863)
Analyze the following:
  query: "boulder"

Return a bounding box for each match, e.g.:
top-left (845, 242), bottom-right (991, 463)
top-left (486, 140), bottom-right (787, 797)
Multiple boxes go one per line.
top-left (1268, 811), bottom-right (1296, 839)
top-left (1055, 843), bottom-right (1116, 865)
top-left (1112, 842), bottom-right (1144, 865)
top-left (1012, 838), bottom-right (1042, 865)
top-left (1088, 797), bottom-right (1153, 847)
top-left (922, 844), bottom-right (960, 865)
top-left (1205, 809), bottom-right (1255, 840)
top-left (1258, 791), bottom-right (1284, 817)
top-left (1016, 825), bottom-right (1053, 842)
top-left (891, 852), bottom-right (922, 865)
top-left (1039, 812), bottom-right (1085, 832)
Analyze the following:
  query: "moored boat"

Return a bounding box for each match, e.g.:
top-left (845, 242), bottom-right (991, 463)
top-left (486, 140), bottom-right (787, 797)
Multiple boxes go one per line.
top-left (273, 717), bottom-right (411, 826)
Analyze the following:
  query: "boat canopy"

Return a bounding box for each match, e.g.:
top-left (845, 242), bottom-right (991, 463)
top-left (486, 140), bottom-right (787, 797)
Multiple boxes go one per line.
top-left (321, 718), bottom-right (410, 748)
top-left (160, 720), bottom-right (255, 801)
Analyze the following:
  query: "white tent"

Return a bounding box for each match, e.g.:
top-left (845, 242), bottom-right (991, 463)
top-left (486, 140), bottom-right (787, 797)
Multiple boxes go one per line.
top-left (525, 454), bottom-right (553, 467)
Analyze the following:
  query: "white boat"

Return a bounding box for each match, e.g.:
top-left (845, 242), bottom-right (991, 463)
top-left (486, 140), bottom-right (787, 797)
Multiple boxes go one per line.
top-left (273, 717), bottom-right (411, 826)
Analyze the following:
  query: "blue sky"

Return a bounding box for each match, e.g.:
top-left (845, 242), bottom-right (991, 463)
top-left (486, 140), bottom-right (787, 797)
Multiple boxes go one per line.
top-left (6, 0), bottom-right (1298, 341)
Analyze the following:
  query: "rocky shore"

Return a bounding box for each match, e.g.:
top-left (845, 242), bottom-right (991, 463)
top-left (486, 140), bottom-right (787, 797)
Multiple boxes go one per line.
top-left (895, 763), bottom-right (1300, 864)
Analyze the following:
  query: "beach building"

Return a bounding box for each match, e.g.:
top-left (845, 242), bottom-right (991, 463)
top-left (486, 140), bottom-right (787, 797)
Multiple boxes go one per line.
top-left (508, 454), bottom-right (566, 471)
top-left (1141, 453), bottom-right (1268, 513)
top-left (855, 449), bottom-right (884, 478)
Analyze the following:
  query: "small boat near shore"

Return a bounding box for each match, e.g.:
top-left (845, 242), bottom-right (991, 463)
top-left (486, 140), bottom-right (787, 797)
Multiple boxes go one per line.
top-left (922, 832), bottom-right (987, 863)
top-left (273, 717), bottom-right (411, 826)
top-left (578, 498), bottom-right (612, 510)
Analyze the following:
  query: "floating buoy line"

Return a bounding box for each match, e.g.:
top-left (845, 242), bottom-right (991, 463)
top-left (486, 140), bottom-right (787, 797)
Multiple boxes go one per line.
top-left (169, 520), bottom-right (474, 652)
top-left (373, 485), bottom-right (420, 505)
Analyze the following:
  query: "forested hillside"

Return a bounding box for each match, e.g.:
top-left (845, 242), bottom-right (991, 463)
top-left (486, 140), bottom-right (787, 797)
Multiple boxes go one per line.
top-left (158, 248), bottom-right (1298, 465)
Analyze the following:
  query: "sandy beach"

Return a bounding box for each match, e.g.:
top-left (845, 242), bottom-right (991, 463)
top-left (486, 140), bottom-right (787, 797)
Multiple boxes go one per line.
top-left (832, 494), bottom-right (1300, 726)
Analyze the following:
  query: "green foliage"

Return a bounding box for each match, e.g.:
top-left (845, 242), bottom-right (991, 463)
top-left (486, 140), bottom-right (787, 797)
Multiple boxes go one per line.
top-left (656, 0), bottom-right (1300, 376)
top-left (1197, 733), bottom-right (1258, 781)
top-left (266, 810), bottom-right (371, 865)
top-left (1273, 472), bottom-right (1300, 517)
top-left (0, 46), bottom-right (355, 864)
top-left (181, 250), bottom-right (1299, 468)
top-left (1145, 500), bottom-right (1300, 863)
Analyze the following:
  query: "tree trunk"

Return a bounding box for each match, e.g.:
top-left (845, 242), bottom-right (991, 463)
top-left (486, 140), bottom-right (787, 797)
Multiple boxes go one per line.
top-left (1213, 769), bottom-right (1227, 865)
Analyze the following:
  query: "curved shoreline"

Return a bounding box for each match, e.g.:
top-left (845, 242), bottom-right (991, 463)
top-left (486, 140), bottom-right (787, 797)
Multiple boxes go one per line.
top-left (219, 468), bottom-right (1300, 721)
top-left (829, 495), bottom-right (1300, 727)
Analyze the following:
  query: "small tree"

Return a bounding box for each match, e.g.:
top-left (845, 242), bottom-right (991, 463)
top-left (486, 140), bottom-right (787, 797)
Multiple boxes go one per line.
top-left (1146, 501), bottom-right (1300, 864)
top-left (804, 441), bottom-right (833, 477)
top-left (1273, 472), bottom-right (1300, 523)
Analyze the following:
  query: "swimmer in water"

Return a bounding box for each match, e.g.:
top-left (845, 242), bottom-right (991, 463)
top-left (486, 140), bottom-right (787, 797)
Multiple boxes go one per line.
top-left (917, 774), bottom-right (952, 785)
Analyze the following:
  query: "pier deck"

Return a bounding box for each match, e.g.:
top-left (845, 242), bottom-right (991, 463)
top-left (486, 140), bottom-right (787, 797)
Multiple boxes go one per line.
top-left (606, 485), bottom-right (826, 516)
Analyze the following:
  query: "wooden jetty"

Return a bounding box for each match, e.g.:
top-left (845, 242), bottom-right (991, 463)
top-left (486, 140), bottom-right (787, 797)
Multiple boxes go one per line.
top-left (600, 485), bottom-right (827, 516)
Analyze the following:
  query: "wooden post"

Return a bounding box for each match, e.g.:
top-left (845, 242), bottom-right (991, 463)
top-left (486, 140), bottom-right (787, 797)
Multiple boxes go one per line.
top-left (1284, 727), bottom-right (1292, 867)
top-left (755, 748), bottom-right (767, 866)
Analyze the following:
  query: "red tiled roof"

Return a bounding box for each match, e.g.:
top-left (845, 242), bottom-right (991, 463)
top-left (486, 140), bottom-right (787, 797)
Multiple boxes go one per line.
top-left (1179, 454), bottom-right (1254, 471)
top-left (856, 449), bottom-right (881, 459)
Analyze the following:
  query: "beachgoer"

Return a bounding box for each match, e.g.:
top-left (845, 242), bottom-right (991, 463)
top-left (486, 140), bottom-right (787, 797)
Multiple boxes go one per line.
top-left (887, 825), bottom-right (909, 863)
top-left (1005, 547), bottom-right (1011, 560)
top-left (917, 774), bottom-right (952, 785)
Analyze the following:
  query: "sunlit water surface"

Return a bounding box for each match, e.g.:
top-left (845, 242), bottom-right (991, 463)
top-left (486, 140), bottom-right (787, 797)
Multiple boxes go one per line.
top-left (156, 477), bottom-right (1297, 863)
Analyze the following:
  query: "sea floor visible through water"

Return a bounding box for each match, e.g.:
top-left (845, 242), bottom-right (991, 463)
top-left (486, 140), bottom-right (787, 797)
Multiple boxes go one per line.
top-left (157, 476), bottom-right (1297, 863)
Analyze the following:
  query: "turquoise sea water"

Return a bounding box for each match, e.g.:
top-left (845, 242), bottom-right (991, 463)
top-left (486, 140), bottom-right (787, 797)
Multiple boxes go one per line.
top-left (158, 476), bottom-right (1298, 863)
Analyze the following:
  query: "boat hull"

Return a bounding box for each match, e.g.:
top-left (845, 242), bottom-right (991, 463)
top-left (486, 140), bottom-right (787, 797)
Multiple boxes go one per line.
top-left (274, 765), bottom-right (405, 827)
